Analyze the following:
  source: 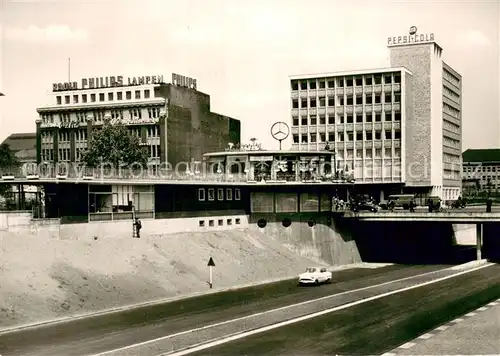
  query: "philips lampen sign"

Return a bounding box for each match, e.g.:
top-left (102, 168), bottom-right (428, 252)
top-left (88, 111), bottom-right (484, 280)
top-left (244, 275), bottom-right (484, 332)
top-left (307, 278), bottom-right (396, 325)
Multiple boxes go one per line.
top-left (388, 26), bottom-right (434, 46)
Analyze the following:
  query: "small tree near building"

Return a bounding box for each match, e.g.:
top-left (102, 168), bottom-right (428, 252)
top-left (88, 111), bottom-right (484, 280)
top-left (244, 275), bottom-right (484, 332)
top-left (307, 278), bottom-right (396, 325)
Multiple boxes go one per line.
top-left (0, 143), bottom-right (21, 205)
top-left (81, 123), bottom-right (150, 169)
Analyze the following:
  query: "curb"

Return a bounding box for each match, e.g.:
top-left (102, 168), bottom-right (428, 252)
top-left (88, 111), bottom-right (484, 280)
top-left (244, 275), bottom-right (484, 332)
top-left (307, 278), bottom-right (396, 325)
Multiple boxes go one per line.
top-left (0, 263), bottom-right (379, 335)
top-left (450, 259), bottom-right (488, 270)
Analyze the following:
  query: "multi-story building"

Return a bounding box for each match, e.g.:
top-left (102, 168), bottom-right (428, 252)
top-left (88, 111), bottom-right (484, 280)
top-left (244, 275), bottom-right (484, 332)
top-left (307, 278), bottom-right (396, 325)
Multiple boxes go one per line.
top-left (462, 148), bottom-right (500, 194)
top-left (290, 27), bottom-right (462, 201)
top-left (36, 73), bottom-right (241, 173)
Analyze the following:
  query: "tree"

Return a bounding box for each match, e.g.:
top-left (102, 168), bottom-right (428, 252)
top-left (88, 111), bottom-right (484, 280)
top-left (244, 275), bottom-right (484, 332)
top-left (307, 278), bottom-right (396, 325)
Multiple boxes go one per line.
top-left (0, 143), bottom-right (20, 174)
top-left (0, 143), bottom-right (20, 200)
top-left (81, 123), bottom-right (150, 168)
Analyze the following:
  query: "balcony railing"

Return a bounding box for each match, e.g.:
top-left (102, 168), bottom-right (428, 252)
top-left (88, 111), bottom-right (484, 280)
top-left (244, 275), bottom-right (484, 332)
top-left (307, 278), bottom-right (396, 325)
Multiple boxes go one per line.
top-left (0, 164), bottom-right (356, 184)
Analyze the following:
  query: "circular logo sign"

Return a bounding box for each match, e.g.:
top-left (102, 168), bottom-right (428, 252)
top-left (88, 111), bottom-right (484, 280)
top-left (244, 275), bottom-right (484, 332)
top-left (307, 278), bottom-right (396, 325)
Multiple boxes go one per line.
top-left (409, 26), bottom-right (417, 35)
top-left (270, 121), bottom-right (290, 141)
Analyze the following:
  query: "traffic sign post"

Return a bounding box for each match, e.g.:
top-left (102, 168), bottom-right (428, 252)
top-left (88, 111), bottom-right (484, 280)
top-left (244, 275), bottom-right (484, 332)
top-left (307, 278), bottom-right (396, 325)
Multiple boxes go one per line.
top-left (207, 257), bottom-right (215, 289)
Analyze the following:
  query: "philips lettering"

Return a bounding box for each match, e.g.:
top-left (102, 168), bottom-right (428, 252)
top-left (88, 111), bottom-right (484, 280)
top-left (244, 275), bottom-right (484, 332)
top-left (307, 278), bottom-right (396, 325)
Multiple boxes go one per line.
top-left (171, 73), bottom-right (197, 90)
top-left (52, 75), bottom-right (164, 92)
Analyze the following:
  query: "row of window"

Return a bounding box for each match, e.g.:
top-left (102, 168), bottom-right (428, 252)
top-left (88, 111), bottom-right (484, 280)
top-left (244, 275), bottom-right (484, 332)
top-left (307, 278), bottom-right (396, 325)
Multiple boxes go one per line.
top-left (443, 69), bottom-right (460, 87)
top-left (293, 129), bottom-right (402, 143)
top-left (40, 143), bottom-right (161, 162)
top-left (198, 188), bottom-right (241, 201)
top-left (290, 147), bottom-right (401, 160)
top-left (443, 103), bottom-right (460, 119)
top-left (290, 73), bottom-right (402, 91)
top-left (292, 112), bottom-right (402, 126)
top-left (443, 137), bottom-right (460, 149)
top-left (443, 153), bottom-right (461, 165)
top-left (443, 119), bottom-right (460, 134)
top-left (464, 165), bottom-right (499, 173)
top-left (291, 93), bottom-right (401, 109)
top-left (199, 218), bottom-right (241, 227)
top-left (41, 107), bottom-right (163, 127)
top-left (443, 86), bottom-right (460, 102)
top-left (56, 89), bottom-right (153, 105)
top-left (443, 169), bottom-right (461, 180)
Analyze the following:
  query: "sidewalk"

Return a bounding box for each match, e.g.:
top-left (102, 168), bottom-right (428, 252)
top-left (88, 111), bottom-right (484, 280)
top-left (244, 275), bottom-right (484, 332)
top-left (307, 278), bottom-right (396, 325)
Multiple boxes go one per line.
top-left (383, 298), bottom-right (500, 355)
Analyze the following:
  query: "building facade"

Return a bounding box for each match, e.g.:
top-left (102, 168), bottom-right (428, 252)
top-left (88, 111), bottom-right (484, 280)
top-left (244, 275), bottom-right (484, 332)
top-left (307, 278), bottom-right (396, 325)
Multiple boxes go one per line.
top-left (462, 148), bottom-right (500, 195)
top-left (290, 28), bottom-right (462, 201)
top-left (36, 73), bottom-right (241, 174)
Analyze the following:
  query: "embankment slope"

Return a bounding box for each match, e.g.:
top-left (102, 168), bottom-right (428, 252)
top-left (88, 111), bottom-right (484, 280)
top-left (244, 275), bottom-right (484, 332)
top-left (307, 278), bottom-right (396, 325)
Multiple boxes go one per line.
top-left (0, 227), bottom-right (363, 329)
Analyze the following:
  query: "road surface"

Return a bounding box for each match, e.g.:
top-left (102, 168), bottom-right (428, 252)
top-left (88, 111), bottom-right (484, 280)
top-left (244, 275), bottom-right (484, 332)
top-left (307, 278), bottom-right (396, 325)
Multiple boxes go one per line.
top-left (0, 265), bottom-right (445, 356)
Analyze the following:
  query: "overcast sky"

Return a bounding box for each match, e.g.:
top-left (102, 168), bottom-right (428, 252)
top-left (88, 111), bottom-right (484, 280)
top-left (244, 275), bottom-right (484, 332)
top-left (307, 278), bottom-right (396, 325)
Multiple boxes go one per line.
top-left (0, 0), bottom-right (498, 150)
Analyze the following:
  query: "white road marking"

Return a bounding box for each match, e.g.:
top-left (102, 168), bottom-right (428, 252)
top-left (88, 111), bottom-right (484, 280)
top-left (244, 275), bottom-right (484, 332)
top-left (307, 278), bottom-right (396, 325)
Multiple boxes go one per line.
top-left (488, 301), bottom-right (498, 306)
top-left (453, 318), bottom-right (465, 323)
top-left (398, 342), bottom-right (416, 349)
top-left (477, 306), bottom-right (488, 311)
top-left (418, 333), bottom-right (433, 340)
top-left (381, 353), bottom-right (397, 356)
top-left (436, 325), bottom-right (450, 331)
top-left (465, 312), bottom-right (477, 317)
top-left (157, 263), bottom-right (491, 356)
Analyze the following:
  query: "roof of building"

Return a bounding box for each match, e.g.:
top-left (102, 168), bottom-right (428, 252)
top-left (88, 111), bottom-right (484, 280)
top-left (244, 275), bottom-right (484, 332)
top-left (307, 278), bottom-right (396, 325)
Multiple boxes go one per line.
top-left (204, 150), bottom-right (336, 157)
top-left (462, 149), bottom-right (500, 163)
top-left (1, 133), bottom-right (37, 162)
top-left (288, 66), bottom-right (412, 80)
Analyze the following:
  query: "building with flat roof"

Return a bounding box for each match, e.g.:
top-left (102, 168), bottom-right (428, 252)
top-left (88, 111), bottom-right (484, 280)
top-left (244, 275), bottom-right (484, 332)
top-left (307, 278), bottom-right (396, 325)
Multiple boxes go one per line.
top-left (462, 148), bottom-right (500, 194)
top-left (289, 27), bottom-right (462, 202)
top-left (36, 73), bottom-right (241, 175)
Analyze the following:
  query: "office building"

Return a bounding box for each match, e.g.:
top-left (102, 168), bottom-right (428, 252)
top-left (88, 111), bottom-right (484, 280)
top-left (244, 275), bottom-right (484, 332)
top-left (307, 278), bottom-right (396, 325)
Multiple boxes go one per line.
top-left (462, 148), bottom-right (500, 194)
top-left (289, 27), bottom-right (462, 200)
top-left (36, 73), bottom-right (241, 173)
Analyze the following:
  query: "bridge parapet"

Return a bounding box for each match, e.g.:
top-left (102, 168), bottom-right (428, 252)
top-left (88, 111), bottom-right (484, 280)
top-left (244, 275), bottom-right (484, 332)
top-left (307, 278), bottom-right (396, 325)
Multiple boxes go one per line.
top-left (343, 211), bottom-right (500, 223)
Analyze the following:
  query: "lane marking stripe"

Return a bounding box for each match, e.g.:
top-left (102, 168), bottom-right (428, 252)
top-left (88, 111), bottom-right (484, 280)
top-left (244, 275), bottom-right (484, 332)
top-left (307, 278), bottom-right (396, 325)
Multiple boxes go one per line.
top-left (155, 263), bottom-right (491, 356)
top-left (93, 266), bottom-right (464, 355)
top-left (465, 312), bottom-right (477, 317)
top-left (477, 307), bottom-right (488, 311)
top-left (436, 325), bottom-right (450, 331)
top-left (453, 318), bottom-right (465, 323)
top-left (418, 333), bottom-right (433, 339)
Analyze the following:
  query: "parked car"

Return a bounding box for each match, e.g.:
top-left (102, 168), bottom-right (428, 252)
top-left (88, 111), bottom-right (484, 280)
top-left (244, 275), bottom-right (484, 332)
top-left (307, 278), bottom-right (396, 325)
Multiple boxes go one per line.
top-left (351, 200), bottom-right (378, 212)
top-left (298, 267), bottom-right (332, 286)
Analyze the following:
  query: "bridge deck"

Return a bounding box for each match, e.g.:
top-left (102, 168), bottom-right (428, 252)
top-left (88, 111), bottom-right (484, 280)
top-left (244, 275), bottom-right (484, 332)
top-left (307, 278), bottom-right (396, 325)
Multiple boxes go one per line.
top-left (343, 211), bottom-right (500, 222)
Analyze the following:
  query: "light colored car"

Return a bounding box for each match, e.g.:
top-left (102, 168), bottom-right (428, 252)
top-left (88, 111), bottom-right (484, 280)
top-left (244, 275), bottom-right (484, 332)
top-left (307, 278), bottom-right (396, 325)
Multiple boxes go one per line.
top-left (298, 267), bottom-right (332, 286)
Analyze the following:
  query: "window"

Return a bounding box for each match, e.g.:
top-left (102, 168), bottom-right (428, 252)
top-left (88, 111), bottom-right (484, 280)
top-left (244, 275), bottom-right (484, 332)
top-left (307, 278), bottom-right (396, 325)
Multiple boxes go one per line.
top-left (199, 220), bottom-right (205, 227)
top-left (385, 113), bottom-right (392, 121)
top-left (56, 96), bottom-right (62, 105)
top-left (384, 75), bottom-right (392, 84)
top-left (209, 220), bottom-right (214, 227)
top-left (394, 93), bottom-right (401, 103)
top-left (300, 81), bottom-right (307, 90)
top-left (301, 116), bottom-right (308, 125)
top-left (327, 80), bottom-right (335, 88)
top-left (319, 97), bottom-right (326, 107)
top-left (235, 188), bottom-right (241, 200)
top-left (217, 188), bottom-right (224, 200)
top-left (218, 219), bottom-right (223, 226)
top-left (144, 90), bottom-right (150, 99)
top-left (320, 133), bottom-right (326, 142)
top-left (135, 90), bottom-right (141, 99)
top-left (292, 116), bottom-right (299, 126)
top-left (395, 112), bottom-right (401, 121)
top-left (374, 94), bottom-right (381, 104)
top-left (99, 93), bottom-right (105, 101)
top-left (384, 94), bottom-right (391, 103)
top-left (319, 115), bottom-right (325, 125)
top-left (108, 92), bottom-right (114, 101)
top-left (394, 130), bottom-right (401, 139)
top-left (365, 131), bottom-right (373, 140)
top-left (356, 114), bottom-right (363, 123)
top-left (310, 116), bottom-right (317, 125)
top-left (319, 81), bottom-right (325, 89)
top-left (291, 81), bottom-right (299, 90)
top-left (355, 78), bottom-right (363, 86)
top-left (366, 113), bottom-right (373, 122)
top-left (346, 78), bottom-right (353, 87)
top-left (365, 94), bottom-right (373, 104)
top-left (365, 77), bottom-right (372, 85)
top-left (65, 95), bottom-right (70, 104)
top-left (292, 99), bottom-right (299, 109)
top-left (346, 115), bottom-right (353, 124)
top-left (346, 96), bottom-right (353, 105)
top-left (293, 134), bottom-right (299, 143)
top-left (394, 74), bottom-right (401, 83)
top-left (226, 188), bottom-right (233, 200)
top-left (91, 94), bottom-right (96, 102)
top-left (310, 133), bottom-right (317, 143)
top-left (227, 219), bottom-right (232, 226)
top-left (117, 92), bottom-right (123, 100)
top-left (375, 113), bottom-right (382, 122)
top-left (328, 115), bottom-right (334, 124)
top-left (328, 96), bottom-right (335, 106)
top-left (355, 95), bottom-right (362, 105)
top-left (126, 91), bottom-right (132, 100)
top-left (309, 98), bottom-right (317, 107)
top-left (208, 188), bottom-right (215, 201)
top-left (385, 130), bottom-right (392, 140)
top-left (309, 80), bottom-right (316, 90)
top-left (73, 95), bottom-right (78, 103)
top-left (301, 134), bottom-right (307, 143)
top-left (82, 94), bottom-right (87, 103)
top-left (301, 99), bottom-right (307, 108)
top-left (374, 75), bottom-right (382, 85)
top-left (375, 131), bottom-right (382, 140)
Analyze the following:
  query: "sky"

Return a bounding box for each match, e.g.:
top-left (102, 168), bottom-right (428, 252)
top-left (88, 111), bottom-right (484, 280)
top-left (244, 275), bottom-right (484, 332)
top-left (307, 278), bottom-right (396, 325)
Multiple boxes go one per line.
top-left (0, 0), bottom-right (498, 151)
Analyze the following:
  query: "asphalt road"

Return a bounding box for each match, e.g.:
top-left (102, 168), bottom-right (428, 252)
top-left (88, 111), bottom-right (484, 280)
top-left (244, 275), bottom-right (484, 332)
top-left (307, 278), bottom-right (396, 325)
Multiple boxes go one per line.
top-left (375, 205), bottom-right (500, 213)
top-left (191, 263), bottom-right (500, 356)
top-left (0, 265), bottom-right (447, 356)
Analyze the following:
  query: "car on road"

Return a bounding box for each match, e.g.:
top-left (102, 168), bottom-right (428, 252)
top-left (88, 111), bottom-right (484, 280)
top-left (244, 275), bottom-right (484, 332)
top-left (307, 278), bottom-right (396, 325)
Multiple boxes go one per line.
top-left (298, 267), bottom-right (332, 286)
top-left (351, 200), bottom-right (378, 212)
